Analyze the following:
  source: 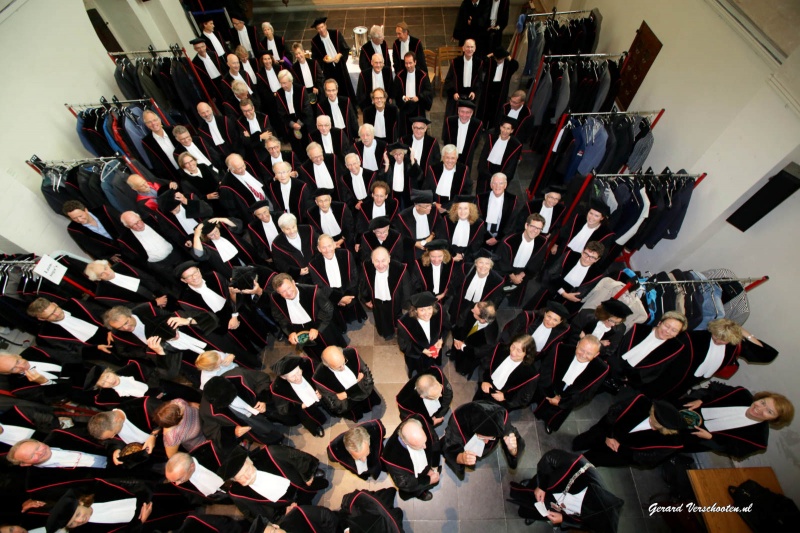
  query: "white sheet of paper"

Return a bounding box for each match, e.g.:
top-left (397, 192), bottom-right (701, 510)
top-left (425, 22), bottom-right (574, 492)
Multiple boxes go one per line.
top-left (535, 501), bottom-right (549, 517)
top-left (34, 255), bottom-right (67, 284)
top-left (464, 434), bottom-right (486, 456)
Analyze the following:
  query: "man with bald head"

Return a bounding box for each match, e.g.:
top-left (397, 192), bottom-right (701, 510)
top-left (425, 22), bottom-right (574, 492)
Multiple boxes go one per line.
top-left (196, 102), bottom-right (242, 157)
top-left (381, 415), bottom-right (441, 501)
top-left (140, 110), bottom-right (181, 179)
top-left (266, 160), bottom-right (313, 220)
top-left (396, 367), bottom-right (454, 427)
top-left (165, 445), bottom-right (226, 502)
top-left (359, 246), bottom-right (411, 340)
top-left (309, 114), bottom-right (349, 159)
top-left (357, 53), bottom-right (393, 110)
top-left (313, 345), bottom-right (380, 421)
top-left (118, 210), bottom-right (187, 281)
top-left (443, 39), bottom-right (485, 117)
top-left (219, 153), bottom-right (269, 220)
top-left (221, 53), bottom-right (255, 104)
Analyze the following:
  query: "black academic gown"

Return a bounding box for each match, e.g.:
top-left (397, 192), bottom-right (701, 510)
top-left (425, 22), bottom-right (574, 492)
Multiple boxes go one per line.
top-left (359, 260), bottom-right (411, 338)
top-left (478, 57), bottom-right (519, 126)
top-left (227, 444), bottom-right (322, 522)
top-left (339, 169), bottom-right (379, 212)
top-left (168, 439), bottom-right (225, 503)
top-left (292, 58), bottom-right (326, 94)
top-left (269, 283), bottom-right (345, 359)
top-left (197, 115), bottom-right (243, 158)
top-left (218, 165), bottom-right (270, 221)
top-left (380, 413), bottom-right (441, 500)
top-left (311, 128), bottom-right (352, 160)
top-left (400, 133), bottom-right (440, 176)
top-left (256, 149), bottom-right (302, 181)
top-left (377, 157), bottom-right (421, 210)
top-left (310, 29), bottom-right (356, 100)
top-left (495, 232), bottom-right (548, 286)
top-left (298, 155), bottom-right (346, 202)
top-left (572, 394), bottom-right (683, 468)
top-left (397, 303), bottom-right (452, 377)
top-left (141, 131), bottom-right (181, 180)
top-left (477, 191), bottom-right (519, 245)
top-left (424, 162), bottom-right (472, 208)
top-left (509, 450), bottom-right (624, 533)
top-left (495, 102), bottom-right (533, 143)
top-left (358, 228), bottom-right (406, 264)
top-left (396, 366), bottom-right (454, 426)
top-left (533, 342), bottom-right (610, 431)
top-left (516, 197), bottom-right (566, 236)
top-left (567, 309), bottom-right (626, 359)
top-left (192, 51), bottom-right (228, 102)
top-left (392, 69), bottom-right (434, 136)
top-left (678, 382), bottom-right (770, 458)
top-left (274, 83), bottom-right (314, 155)
top-left (501, 311), bottom-right (571, 354)
top-left (304, 202), bottom-right (356, 248)
top-left (67, 205), bottom-right (123, 260)
top-left (354, 197), bottom-right (399, 236)
top-left (392, 35), bottom-right (428, 74)
top-left (270, 225), bottom-right (318, 280)
top-left (474, 345), bottom-right (540, 410)
top-left (247, 215), bottom-right (280, 262)
top-left (313, 347), bottom-right (380, 420)
top-left (528, 250), bottom-right (608, 314)
top-left (551, 214), bottom-right (616, 256)
top-left (34, 298), bottom-right (109, 361)
top-left (327, 419), bottom-right (386, 480)
top-left (315, 96), bottom-right (359, 141)
top-left (440, 116), bottom-right (483, 168)
top-left (3, 346), bottom-right (87, 404)
top-left (270, 356), bottom-right (328, 434)
top-left (441, 400), bottom-right (524, 479)
top-left (199, 367), bottom-right (283, 451)
top-left (476, 133), bottom-right (522, 192)
top-left (392, 206), bottom-right (446, 262)
top-left (266, 177), bottom-right (314, 222)
top-left (440, 216), bottom-right (487, 262)
top-left (448, 264), bottom-right (505, 328)
top-left (682, 331), bottom-right (778, 390)
top-left (193, 220), bottom-right (261, 279)
top-left (410, 258), bottom-right (462, 302)
top-left (358, 41), bottom-right (391, 73)
top-left (442, 56), bottom-right (485, 116)
top-left (450, 319), bottom-right (500, 378)
top-left (352, 139), bottom-right (388, 174)
top-left (340, 488), bottom-right (406, 533)
top-left (362, 104), bottom-right (400, 143)
top-left (357, 67), bottom-right (394, 110)
top-left (308, 248), bottom-right (366, 327)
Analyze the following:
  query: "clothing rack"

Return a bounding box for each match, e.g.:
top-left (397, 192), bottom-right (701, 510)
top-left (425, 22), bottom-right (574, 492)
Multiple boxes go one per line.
top-left (527, 9), bottom-right (593, 18)
top-left (527, 108), bottom-right (665, 199)
top-left (527, 52), bottom-right (628, 109)
top-left (613, 276), bottom-right (770, 299)
top-left (25, 155), bottom-right (119, 176)
top-left (107, 43), bottom-right (216, 118)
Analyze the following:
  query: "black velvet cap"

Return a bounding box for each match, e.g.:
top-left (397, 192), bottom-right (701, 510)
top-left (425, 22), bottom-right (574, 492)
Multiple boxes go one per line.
top-left (46, 489), bottom-right (79, 533)
top-left (653, 400), bottom-right (683, 430)
top-left (369, 216), bottom-right (392, 230)
top-left (118, 443), bottom-right (151, 469)
top-left (410, 292), bottom-right (437, 308)
top-left (409, 116), bottom-right (431, 125)
top-left (387, 142), bottom-right (410, 153)
top-left (457, 99), bottom-right (476, 110)
top-left (410, 189), bottom-right (433, 204)
top-left (424, 238), bottom-right (449, 251)
top-left (183, 199), bottom-right (205, 219)
top-left (189, 38), bottom-right (205, 46)
top-left (544, 300), bottom-right (570, 321)
top-left (310, 17), bottom-right (327, 28)
top-left (493, 47), bottom-right (510, 59)
top-left (249, 200), bottom-right (272, 213)
top-left (271, 355), bottom-right (304, 376)
top-left (203, 376), bottom-right (237, 408)
top-left (201, 220), bottom-right (219, 235)
top-left (218, 445), bottom-right (249, 480)
top-left (588, 199), bottom-right (610, 218)
top-left (83, 365), bottom-right (106, 391)
top-left (231, 266), bottom-right (258, 290)
top-left (600, 299), bottom-right (633, 318)
top-left (174, 261), bottom-right (200, 279)
top-left (497, 116), bottom-right (518, 129)
top-left (158, 191), bottom-right (181, 213)
top-left (313, 188), bottom-right (335, 199)
top-left (151, 321), bottom-right (179, 342)
top-left (475, 248), bottom-right (497, 261)
top-left (541, 185), bottom-right (565, 195)
top-left (453, 194), bottom-right (475, 204)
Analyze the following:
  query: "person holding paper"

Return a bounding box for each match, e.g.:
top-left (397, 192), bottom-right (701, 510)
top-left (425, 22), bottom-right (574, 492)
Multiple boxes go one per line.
top-left (508, 449), bottom-right (624, 531)
top-left (442, 400), bottom-right (524, 480)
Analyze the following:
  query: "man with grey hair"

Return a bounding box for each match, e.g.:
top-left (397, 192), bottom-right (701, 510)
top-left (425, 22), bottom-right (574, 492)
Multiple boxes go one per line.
top-left (274, 69), bottom-right (313, 154)
top-left (381, 415), bottom-right (441, 501)
top-left (260, 21), bottom-right (286, 63)
top-left (359, 246), bottom-right (410, 340)
top-left (353, 123), bottom-right (387, 172)
top-left (359, 25), bottom-right (391, 74)
top-left (327, 420), bottom-right (386, 480)
top-left (118, 211), bottom-right (187, 282)
top-left (140, 109), bottom-right (181, 179)
top-left (357, 53), bottom-right (394, 110)
top-left (477, 172), bottom-right (519, 249)
top-left (309, 114), bottom-right (349, 159)
top-left (298, 142), bottom-right (343, 201)
top-left (266, 160), bottom-right (313, 221)
top-left (84, 259), bottom-right (172, 309)
top-left (396, 367), bottom-right (454, 427)
top-left (165, 444), bottom-right (227, 502)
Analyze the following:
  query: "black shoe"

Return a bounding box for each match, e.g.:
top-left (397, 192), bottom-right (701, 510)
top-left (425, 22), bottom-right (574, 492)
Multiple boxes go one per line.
top-left (314, 467), bottom-right (326, 479)
top-left (313, 426), bottom-right (325, 438)
top-left (383, 333), bottom-right (395, 341)
top-left (417, 490), bottom-right (433, 501)
top-left (545, 424), bottom-right (552, 435)
top-left (524, 518), bottom-right (536, 525)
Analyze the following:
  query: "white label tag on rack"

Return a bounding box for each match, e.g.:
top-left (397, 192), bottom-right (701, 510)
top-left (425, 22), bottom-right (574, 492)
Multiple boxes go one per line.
top-left (33, 255), bottom-right (67, 285)
top-left (552, 126), bottom-right (567, 151)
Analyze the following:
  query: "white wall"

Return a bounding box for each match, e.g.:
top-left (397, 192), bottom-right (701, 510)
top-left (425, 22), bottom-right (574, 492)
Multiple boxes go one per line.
top-left (0, 0), bottom-right (119, 256)
top-left (566, 0), bottom-right (800, 500)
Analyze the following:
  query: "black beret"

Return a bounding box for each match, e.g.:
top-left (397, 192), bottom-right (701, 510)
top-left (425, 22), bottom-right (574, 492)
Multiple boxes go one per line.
top-left (203, 376), bottom-right (237, 408)
top-left (189, 38), bottom-right (206, 46)
top-left (83, 364), bottom-right (106, 391)
top-left (310, 16), bottom-right (327, 28)
top-left (231, 266), bottom-right (258, 290)
top-left (118, 443), bottom-right (151, 469)
top-left (228, 12), bottom-right (247, 23)
top-left (409, 116), bottom-right (431, 125)
top-left (157, 191), bottom-right (181, 213)
top-left (46, 489), bottom-right (79, 533)
top-left (541, 185), bottom-right (565, 195)
top-left (424, 238), bottom-right (449, 251)
top-left (588, 199), bottom-right (610, 218)
top-left (174, 261), bottom-right (200, 279)
top-left (271, 355), bottom-right (304, 376)
top-left (183, 200), bottom-right (205, 219)
top-left (255, 49), bottom-right (272, 59)
top-left (369, 216), bottom-right (392, 230)
top-left (196, 13), bottom-right (215, 23)
top-left (218, 445), bottom-right (249, 480)
top-left (453, 194), bottom-right (475, 204)
top-left (475, 249), bottom-right (497, 261)
top-left (653, 400), bottom-right (683, 431)
top-left (457, 99), bottom-right (476, 110)
top-left (497, 116), bottom-right (518, 129)
top-left (410, 292), bottom-right (437, 308)
top-left (544, 300), bottom-right (570, 320)
top-left (410, 189), bottom-right (434, 204)
top-left (313, 188), bottom-right (335, 199)
top-left (249, 200), bottom-right (272, 213)
top-left (600, 298), bottom-right (633, 318)
top-left (493, 47), bottom-right (510, 59)
top-left (387, 142), bottom-right (410, 153)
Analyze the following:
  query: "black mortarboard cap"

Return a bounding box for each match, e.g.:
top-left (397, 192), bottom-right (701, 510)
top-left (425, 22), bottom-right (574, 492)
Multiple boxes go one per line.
top-left (589, 199), bottom-right (610, 218)
top-left (424, 238), bottom-right (449, 251)
top-left (204, 376), bottom-right (237, 408)
top-left (218, 445), bottom-right (249, 480)
top-left (118, 442), bottom-right (151, 469)
top-left (151, 320), bottom-right (179, 342)
top-left (409, 116), bottom-right (431, 125)
top-left (46, 490), bottom-right (79, 533)
top-left (83, 364), bottom-right (106, 391)
top-left (271, 355), bottom-right (304, 376)
top-left (183, 199), bottom-right (205, 219)
top-left (249, 200), bottom-right (272, 214)
top-left (475, 249), bottom-right (497, 261)
top-left (189, 38), bottom-right (206, 46)
top-left (387, 142), bottom-right (410, 153)
top-left (314, 188), bottom-right (335, 199)
top-left (410, 189), bottom-right (433, 204)
top-left (456, 99), bottom-right (476, 110)
top-left (653, 400), bottom-right (683, 430)
top-left (453, 194), bottom-right (475, 204)
top-left (541, 185), bottom-right (565, 195)
top-left (174, 261), bottom-right (200, 279)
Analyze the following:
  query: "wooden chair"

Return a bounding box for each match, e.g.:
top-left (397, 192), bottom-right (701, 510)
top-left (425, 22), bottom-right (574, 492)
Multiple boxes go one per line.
top-left (436, 46), bottom-right (463, 97)
top-left (424, 49), bottom-right (438, 92)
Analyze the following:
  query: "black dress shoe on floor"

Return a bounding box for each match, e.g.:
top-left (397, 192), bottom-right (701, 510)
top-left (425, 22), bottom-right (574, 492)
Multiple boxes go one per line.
top-left (313, 426), bottom-right (325, 438)
top-left (417, 490), bottom-right (433, 501)
top-left (545, 424), bottom-right (552, 435)
top-left (314, 468), bottom-right (326, 478)
top-left (524, 518), bottom-right (536, 525)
